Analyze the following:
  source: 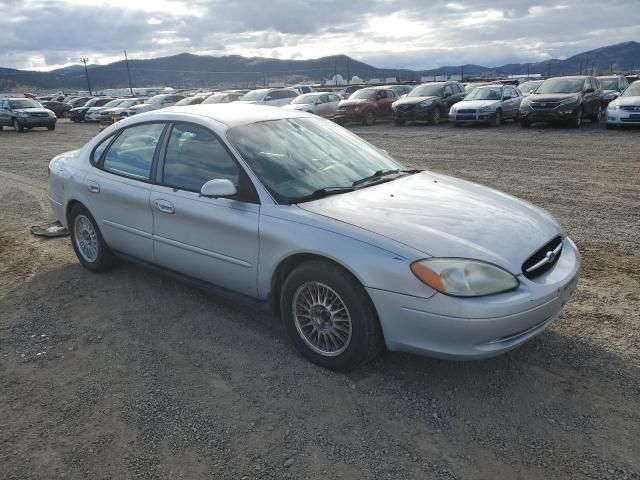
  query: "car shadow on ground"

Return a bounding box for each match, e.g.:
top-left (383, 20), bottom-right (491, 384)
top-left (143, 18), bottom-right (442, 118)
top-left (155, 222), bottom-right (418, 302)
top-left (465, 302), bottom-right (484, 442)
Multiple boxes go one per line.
top-left (2, 260), bottom-right (639, 479)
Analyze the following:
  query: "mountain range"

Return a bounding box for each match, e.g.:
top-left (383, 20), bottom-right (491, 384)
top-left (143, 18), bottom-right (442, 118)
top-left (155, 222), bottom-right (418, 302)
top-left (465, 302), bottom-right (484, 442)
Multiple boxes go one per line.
top-left (1, 41), bottom-right (638, 92)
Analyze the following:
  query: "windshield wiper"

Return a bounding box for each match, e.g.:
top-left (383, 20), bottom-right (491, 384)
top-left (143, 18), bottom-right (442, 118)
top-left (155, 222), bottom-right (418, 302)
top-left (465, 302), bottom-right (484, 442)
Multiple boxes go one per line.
top-left (352, 169), bottom-right (420, 187)
top-left (294, 186), bottom-right (355, 203)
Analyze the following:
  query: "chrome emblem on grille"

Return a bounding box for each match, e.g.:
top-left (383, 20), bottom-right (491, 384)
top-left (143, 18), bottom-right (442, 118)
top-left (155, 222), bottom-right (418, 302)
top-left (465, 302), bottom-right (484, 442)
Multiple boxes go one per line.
top-left (545, 249), bottom-right (557, 263)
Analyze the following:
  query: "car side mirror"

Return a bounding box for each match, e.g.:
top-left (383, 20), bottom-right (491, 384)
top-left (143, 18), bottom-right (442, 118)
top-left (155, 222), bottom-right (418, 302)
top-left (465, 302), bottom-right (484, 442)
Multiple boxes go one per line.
top-left (529, 89), bottom-right (534, 94)
top-left (200, 179), bottom-right (237, 198)
top-left (584, 88), bottom-right (594, 94)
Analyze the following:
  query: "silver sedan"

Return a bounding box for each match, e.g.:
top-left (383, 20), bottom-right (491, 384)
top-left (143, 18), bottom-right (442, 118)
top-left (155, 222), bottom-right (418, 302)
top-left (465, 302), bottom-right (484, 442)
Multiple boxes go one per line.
top-left (450, 84), bottom-right (523, 126)
top-left (48, 104), bottom-right (580, 371)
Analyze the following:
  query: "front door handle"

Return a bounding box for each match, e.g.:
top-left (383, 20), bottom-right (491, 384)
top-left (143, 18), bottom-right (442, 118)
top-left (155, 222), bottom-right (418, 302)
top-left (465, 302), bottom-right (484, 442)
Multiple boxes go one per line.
top-left (154, 199), bottom-right (175, 214)
top-left (86, 180), bottom-right (100, 193)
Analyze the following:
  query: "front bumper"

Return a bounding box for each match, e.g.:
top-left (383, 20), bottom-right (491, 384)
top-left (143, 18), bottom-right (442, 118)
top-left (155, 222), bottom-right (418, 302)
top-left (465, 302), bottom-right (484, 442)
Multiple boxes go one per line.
top-left (334, 111), bottom-right (365, 123)
top-left (607, 109), bottom-right (640, 125)
top-left (393, 105), bottom-right (432, 121)
top-left (450, 111), bottom-right (494, 123)
top-left (367, 237), bottom-right (581, 360)
top-left (16, 117), bottom-right (56, 127)
top-left (519, 105), bottom-right (580, 123)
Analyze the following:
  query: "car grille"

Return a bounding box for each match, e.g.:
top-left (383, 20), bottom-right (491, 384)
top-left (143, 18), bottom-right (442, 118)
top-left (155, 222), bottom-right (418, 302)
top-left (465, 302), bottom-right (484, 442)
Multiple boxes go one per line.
top-left (620, 105), bottom-right (640, 112)
top-left (31, 112), bottom-right (49, 117)
top-left (522, 236), bottom-right (563, 279)
top-left (457, 109), bottom-right (476, 114)
top-left (396, 104), bottom-right (415, 112)
top-left (531, 102), bottom-right (561, 109)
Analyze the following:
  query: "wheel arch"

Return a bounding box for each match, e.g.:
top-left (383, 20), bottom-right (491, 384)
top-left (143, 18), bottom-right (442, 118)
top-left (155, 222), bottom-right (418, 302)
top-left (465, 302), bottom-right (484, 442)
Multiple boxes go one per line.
top-left (268, 252), bottom-right (370, 318)
top-left (65, 199), bottom-right (88, 225)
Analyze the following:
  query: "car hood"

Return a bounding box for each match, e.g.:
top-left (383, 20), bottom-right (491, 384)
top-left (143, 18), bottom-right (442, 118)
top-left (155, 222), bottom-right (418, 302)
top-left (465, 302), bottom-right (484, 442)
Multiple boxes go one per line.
top-left (297, 172), bottom-right (562, 271)
top-left (393, 96), bottom-right (439, 106)
top-left (236, 100), bottom-right (259, 105)
top-left (610, 95), bottom-right (640, 107)
top-left (527, 93), bottom-right (581, 102)
top-left (13, 108), bottom-right (51, 115)
top-left (453, 99), bottom-right (500, 109)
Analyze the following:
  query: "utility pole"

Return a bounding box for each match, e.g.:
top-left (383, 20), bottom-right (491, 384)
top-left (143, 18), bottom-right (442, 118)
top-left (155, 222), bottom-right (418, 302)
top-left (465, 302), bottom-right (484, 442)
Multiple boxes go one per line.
top-left (346, 57), bottom-right (350, 85)
top-left (547, 63), bottom-right (551, 78)
top-left (334, 60), bottom-right (337, 85)
top-left (460, 66), bottom-right (464, 82)
top-left (527, 63), bottom-right (530, 77)
top-left (82, 58), bottom-right (92, 96)
top-left (124, 50), bottom-right (134, 95)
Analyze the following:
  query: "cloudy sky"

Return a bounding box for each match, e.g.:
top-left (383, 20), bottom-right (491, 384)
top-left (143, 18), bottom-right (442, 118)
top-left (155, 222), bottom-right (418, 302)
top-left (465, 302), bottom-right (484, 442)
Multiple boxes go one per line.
top-left (1, 0), bottom-right (639, 71)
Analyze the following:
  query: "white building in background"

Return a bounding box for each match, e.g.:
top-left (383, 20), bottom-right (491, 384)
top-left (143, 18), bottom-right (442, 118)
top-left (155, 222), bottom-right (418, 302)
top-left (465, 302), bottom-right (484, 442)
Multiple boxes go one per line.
top-left (421, 74), bottom-right (462, 82)
top-left (351, 76), bottom-right (363, 84)
top-left (385, 77), bottom-right (396, 83)
top-left (268, 81), bottom-right (285, 88)
top-left (326, 74), bottom-right (346, 85)
top-left (368, 78), bottom-right (381, 84)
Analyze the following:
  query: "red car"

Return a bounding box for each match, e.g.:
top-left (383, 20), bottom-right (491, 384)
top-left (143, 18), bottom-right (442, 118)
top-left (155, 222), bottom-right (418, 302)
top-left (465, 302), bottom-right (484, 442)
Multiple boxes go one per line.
top-left (334, 87), bottom-right (398, 126)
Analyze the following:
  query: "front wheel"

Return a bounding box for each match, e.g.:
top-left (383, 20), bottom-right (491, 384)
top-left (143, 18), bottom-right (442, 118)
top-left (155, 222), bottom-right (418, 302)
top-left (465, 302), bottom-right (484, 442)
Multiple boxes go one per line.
top-left (492, 109), bottom-right (502, 127)
top-left (13, 119), bottom-right (24, 132)
top-left (47, 124), bottom-right (56, 131)
top-left (280, 261), bottom-right (384, 371)
top-left (571, 108), bottom-right (583, 128)
top-left (591, 105), bottom-right (602, 123)
top-left (429, 108), bottom-right (441, 125)
top-left (362, 110), bottom-right (376, 126)
top-left (69, 205), bottom-right (116, 272)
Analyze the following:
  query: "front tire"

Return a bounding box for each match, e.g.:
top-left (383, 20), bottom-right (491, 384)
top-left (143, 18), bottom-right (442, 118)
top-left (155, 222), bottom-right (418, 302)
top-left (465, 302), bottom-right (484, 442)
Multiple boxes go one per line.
top-left (362, 110), bottom-right (376, 126)
top-left (69, 204), bottom-right (116, 272)
top-left (429, 108), bottom-right (441, 125)
top-left (492, 109), bottom-right (502, 127)
top-left (47, 124), bottom-right (56, 131)
top-left (280, 261), bottom-right (384, 371)
top-left (13, 119), bottom-right (24, 132)
top-left (571, 108), bottom-right (583, 128)
top-left (591, 105), bottom-right (602, 123)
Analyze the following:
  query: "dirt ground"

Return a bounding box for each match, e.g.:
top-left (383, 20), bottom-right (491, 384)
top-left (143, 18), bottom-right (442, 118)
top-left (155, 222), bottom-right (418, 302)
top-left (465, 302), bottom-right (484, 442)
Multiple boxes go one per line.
top-left (1, 118), bottom-right (639, 480)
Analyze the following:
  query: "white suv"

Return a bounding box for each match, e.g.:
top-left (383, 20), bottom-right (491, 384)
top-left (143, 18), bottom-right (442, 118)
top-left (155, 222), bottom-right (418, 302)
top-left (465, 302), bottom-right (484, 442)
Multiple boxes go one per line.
top-left (237, 88), bottom-right (298, 107)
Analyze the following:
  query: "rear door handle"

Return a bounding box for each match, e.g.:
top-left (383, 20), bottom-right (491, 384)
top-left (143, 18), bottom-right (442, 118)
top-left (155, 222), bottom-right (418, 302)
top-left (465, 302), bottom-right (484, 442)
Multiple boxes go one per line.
top-left (154, 199), bottom-right (175, 214)
top-left (86, 180), bottom-right (100, 193)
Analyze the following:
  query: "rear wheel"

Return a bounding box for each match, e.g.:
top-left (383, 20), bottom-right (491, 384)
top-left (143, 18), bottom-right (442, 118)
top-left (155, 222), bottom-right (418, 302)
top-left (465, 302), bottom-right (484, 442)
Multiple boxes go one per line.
top-left (280, 261), bottom-right (384, 371)
top-left (362, 110), bottom-right (376, 126)
top-left (429, 108), bottom-right (441, 125)
top-left (69, 204), bottom-right (116, 272)
top-left (591, 104), bottom-right (602, 123)
top-left (13, 119), bottom-right (24, 132)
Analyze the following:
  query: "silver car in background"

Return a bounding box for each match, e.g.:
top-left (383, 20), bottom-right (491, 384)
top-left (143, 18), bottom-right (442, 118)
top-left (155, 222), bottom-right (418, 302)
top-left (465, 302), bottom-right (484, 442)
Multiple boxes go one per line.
top-left (48, 104), bottom-right (580, 371)
top-left (606, 80), bottom-right (640, 128)
top-left (450, 85), bottom-right (523, 126)
top-left (282, 92), bottom-right (342, 118)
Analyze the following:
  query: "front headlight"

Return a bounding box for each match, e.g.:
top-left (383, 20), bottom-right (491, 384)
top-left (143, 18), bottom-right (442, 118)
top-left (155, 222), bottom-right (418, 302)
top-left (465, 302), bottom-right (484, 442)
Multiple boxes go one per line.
top-left (410, 258), bottom-right (519, 297)
top-left (559, 96), bottom-right (580, 106)
top-left (608, 104), bottom-right (619, 111)
top-left (419, 100), bottom-right (433, 108)
top-left (47, 110), bottom-right (55, 117)
top-left (479, 106), bottom-right (492, 113)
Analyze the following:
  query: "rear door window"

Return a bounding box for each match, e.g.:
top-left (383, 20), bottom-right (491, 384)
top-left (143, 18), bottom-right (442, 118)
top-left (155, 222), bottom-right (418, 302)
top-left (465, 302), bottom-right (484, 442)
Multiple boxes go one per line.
top-left (102, 123), bottom-right (165, 181)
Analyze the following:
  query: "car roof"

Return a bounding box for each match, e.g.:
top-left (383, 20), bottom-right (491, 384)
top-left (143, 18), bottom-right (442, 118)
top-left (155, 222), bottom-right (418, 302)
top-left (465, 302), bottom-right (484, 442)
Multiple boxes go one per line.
top-left (158, 103), bottom-right (309, 128)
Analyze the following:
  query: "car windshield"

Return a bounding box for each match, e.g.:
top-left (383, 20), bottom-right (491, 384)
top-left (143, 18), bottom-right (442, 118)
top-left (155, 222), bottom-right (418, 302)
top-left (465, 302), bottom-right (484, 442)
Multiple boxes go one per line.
top-left (202, 94), bottom-right (226, 104)
top-left (408, 84), bottom-right (443, 97)
top-left (536, 78), bottom-right (584, 94)
top-left (464, 87), bottom-right (503, 100)
top-left (291, 94), bottom-right (320, 105)
top-left (241, 90), bottom-right (268, 101)
top-left (101, 99), bottom-right (124, 108)
top-left (519, 81), bottom-right (542, 93)
top-left (350, 89), bottom-right (378, 100)
top-left (9, 99), bottom-right (42, 109)
top-left (226, 117), bottom-right (402, 203)
top-left (621, 82), bottom-right (640, 97)
top-left (599, 78), bottom-right (619, 90)
top-left (117, 99), bottom-right (139, 108)
top-left (147, 95), bottom-right (168, 105)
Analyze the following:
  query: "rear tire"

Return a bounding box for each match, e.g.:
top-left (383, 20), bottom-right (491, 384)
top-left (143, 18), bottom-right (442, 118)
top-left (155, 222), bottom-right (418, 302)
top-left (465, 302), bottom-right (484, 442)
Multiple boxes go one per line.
top-left (280, 260), bottom-right (384, 371)
top-left (591, 105), bottom-right (602, 123)
top-left (69, 204), bottom-right (116, 272)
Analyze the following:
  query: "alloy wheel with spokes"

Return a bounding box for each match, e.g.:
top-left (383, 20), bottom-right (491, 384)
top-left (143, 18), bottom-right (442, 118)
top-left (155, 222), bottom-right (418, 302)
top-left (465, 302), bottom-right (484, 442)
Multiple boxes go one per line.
top-left (293, 281), bottom-right (353, 356)
top-left (74, 214), bottom-right (99, 262)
